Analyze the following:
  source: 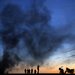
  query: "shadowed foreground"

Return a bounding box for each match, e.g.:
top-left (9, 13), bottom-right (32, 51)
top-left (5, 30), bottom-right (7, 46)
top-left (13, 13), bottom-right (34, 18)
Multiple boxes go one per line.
top-left (2, 73), bottom-right (75, 75)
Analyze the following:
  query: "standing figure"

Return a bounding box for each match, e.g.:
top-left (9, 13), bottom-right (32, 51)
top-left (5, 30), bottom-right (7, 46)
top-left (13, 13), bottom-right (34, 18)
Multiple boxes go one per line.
top-left (27, 69), bottom-right (30, 74)
top-left (34, 69), bottom-right (37, 74)
top-left (31, 68), bottom-right (33, 74)
top-left (37, 65), bottom-right (40, 73)
top-left (24, 69), bottom-right (26, 74)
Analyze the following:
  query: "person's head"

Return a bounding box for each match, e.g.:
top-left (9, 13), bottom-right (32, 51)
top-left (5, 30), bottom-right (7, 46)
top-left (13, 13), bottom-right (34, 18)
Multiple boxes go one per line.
top-left (59, 68), bottom-right (61, 70)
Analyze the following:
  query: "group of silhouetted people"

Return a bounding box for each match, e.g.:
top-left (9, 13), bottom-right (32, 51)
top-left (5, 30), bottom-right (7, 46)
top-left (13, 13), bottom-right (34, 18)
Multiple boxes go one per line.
top-left (24, 65), bottom-right (40, 74)
top-left (59, 66), bottom-right (74, 74)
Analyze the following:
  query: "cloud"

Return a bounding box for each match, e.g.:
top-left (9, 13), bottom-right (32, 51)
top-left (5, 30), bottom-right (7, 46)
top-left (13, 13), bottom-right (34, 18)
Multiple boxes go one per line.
top-left (0, 0), bottom-right (75, 73)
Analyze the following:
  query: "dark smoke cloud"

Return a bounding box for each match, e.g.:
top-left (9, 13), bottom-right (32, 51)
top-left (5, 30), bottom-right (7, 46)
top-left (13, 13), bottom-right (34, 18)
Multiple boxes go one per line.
top-left (0, 0), bottom-right (70, 73)
top-left (0, 3), bottom-right (25, 73)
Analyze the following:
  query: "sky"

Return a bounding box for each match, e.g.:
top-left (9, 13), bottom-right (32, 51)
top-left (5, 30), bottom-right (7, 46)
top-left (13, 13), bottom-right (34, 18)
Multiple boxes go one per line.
top-left (0, 0), bottom-right (75, 73)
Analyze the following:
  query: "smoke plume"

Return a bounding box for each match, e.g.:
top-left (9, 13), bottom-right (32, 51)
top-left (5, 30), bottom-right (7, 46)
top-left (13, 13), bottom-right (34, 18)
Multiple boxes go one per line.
top-left (0, 0), bottom-right (69, 73)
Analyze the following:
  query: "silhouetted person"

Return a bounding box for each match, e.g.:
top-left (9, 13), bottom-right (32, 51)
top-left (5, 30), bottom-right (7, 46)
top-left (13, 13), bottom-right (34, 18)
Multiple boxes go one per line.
top-left (27, 69), bottom-right (30, 74)
top-left (31, 68), bottom-right (33, 74)
top-left (24, 69), bottom-right (26, 74)
top-left (34, 69), bottom-right (37, 74)
top-left (59, 67), bottom-right (64, 74)
top-left (37, 65), bottom-right (40, 73)
top-left (65, 67), bottom-right (74, 74)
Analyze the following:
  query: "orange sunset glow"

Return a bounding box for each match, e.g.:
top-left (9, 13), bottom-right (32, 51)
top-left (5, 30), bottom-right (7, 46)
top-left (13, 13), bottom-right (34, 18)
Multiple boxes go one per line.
top-left (6, 62), bottom-right (75, 74)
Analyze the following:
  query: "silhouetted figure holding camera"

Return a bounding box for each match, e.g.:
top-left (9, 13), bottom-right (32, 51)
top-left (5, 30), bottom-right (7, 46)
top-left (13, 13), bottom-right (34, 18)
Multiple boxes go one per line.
top-left (59, 67), bottom-right (65, 74)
